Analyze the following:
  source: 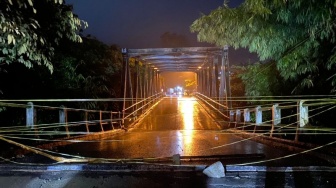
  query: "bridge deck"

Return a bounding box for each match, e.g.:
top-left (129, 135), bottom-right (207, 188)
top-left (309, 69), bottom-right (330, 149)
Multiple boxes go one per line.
top-left (57, 96), bottom-right (331, 166)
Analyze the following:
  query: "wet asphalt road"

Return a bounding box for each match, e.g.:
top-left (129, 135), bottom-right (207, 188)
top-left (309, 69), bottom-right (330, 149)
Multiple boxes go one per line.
top-left (57, 96), bottom-right (332, 166)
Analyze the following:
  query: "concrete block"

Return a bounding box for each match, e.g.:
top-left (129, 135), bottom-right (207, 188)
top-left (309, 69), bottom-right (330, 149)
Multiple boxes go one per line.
top-left (272, 104), bottom-right (281, 125)
top-left (203, 161), bottom-right (225, 178)
top-left (255, 106), bottom-right (262, 125)
top-left (244, 109), bottom-right (250, 122)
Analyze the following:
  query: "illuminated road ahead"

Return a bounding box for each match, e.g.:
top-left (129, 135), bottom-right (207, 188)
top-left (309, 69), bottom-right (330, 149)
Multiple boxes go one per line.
top-left (58, 96), bottom-right (330, 166)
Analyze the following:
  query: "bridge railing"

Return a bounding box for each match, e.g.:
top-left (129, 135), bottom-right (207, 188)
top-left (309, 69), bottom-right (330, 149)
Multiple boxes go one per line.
top-left (122, 92), bottom-right (163, 124)
top-left (193, 95), bottom-right (336, 144)
top-left (194, 92), bottom-right (229, 119)
top-left (0, 101), bottom-right (123, 140)
top-left (228, 99), bottom-right (336, 142)
top-left (0, 93), bottom-right (164, 142)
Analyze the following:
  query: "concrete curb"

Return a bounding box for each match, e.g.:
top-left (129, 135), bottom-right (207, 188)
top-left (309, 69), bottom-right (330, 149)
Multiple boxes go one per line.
top-left (0, 163), bottom-right (335, 173)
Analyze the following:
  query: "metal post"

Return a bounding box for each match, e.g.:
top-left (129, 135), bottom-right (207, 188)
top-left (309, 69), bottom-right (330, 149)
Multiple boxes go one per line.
top-left (214, 57), bottom-right (220, 99)
top-left (225, 46), bottom-right (232, 109)
top-left (223, 45), bottom-right (231, 109)
top-left (210, 59), bottom-right (215, 97)
top-left (295, 102), bottom-right (300, 142)
top-left (207, 65), bottom-right (211, 97)
top-left (99, 110), bottom-right (104, 132)
top-left (153, 70), bottom-right (158, 94)
top-left (121, 48), bottom-right (128, 128)
top-left (148, 68), bottom-right (152, 96)
top-left (214, 57), bottom-right (220, 108)
top-left (161, 72), bottom-right (165, 94)
top-left (110, 112), bottom-right (114, 130)
top-left (150, 69), bottom-right (154, 95)
top-left (128, 59), bottom-right (134, 115)
top-left (156, 71), bottom-right (160, 94)
top-left (139, 65), bottom-right (144, 113)
top-left (220, 49), bottom-right (226, 110)
top-left (197, 71), bottom-right (201, 93)
top-left (199, 69), bottom-right (203, 94)
top-left (143, 65), bottom-right (149, 110)
top-left (201, 70), bottom-right (204, 94)
top-left (146, 65), bottom-right (150, 97)
top-left (203, 68), bottom-right (207, 95)
top-left (85, 111), bottom-right (89, 133)
top-left (118, 111), bottom-right (122, 128)
top-left (135, 60), bottom-right (139, 116)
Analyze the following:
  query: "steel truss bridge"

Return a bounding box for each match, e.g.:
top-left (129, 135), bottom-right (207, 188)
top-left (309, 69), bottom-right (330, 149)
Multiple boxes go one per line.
top-left (0, 47), bottom-right (335, 187)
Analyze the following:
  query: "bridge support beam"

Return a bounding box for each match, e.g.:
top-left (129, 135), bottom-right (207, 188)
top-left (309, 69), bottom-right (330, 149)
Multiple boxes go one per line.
top-left (218, 46), bottom-right (231, 116)
top-left (219, 50), bottom-right (226, 108)
top-left (209, 64), bottom-right (213, 97)
top-left (149, 69), bottom-right (153, 96)
top-left (154, 70), bottom-right (157, 94)
top-left (202, 68), bottom-right (206, 94)
top-left (135, 60), bottom-right (140, 116)
top-left (121, 48), bottom-right (131, 128)
top-left (210, 58), bottom-right (216, 98)
top-left (220, 45), bottom-right (231, 109)
top-left (148, 65), bottom-right (152, 96)
top-left (197, 70), bottom-right (201, 93)
top-left (143, 64), bottom-right (148, 98)
top-left (157, 71), bottom-right (160, 93)
top-left (205, 66), bottom-right (210, 96)
top-left (154, 70), bottom-right (159, 94)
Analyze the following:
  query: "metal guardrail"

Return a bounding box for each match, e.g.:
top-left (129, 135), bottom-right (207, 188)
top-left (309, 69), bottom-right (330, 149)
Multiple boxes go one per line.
top-left (194, 93), bottom-right (336, 143)
top-left (0, 93), bottom-right (164, 140)
top-left (195, 92), bottom-right (229, 119)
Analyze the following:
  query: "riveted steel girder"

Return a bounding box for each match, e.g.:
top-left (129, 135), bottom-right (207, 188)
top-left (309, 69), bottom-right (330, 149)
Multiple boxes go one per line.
top-left (128, 47), bottom-right (222, 73)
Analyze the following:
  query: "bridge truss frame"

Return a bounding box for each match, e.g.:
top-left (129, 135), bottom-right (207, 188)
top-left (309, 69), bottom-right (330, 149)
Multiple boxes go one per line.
top-left (121, 46), bottom-right (232, 123)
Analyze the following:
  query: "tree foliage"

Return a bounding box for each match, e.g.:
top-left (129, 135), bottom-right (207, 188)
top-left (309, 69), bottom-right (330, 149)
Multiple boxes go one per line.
top-left (0, 0), bottom-right (87, 73)
top-left (237, 62), bottom-right (282, 98)
top-left (0, 36), bottom-right (123, 113)
top-left (52, 37), bottom-right (123, 99)
top-left (191, 0), bottom-right (336, 93)
top-left (184, 79), bottom-right (196, 91)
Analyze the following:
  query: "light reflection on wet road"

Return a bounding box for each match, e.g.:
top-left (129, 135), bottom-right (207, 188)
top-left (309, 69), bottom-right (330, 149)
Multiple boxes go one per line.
top-left (57, 96), bottom-right (331, 166)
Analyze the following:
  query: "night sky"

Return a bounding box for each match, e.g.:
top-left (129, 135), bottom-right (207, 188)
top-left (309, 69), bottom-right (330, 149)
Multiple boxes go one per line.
top-left (65, 0), bottom-right (258, 88)
top-left (66, 0), bottom-right (241, 48)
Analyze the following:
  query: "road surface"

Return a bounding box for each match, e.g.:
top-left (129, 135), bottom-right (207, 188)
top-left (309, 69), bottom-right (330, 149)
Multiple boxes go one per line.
top-left (56, 96), bottom-right (331, 166)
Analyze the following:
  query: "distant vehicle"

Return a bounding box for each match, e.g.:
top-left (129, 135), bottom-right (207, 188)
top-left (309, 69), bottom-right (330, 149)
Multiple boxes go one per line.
top-left (175, 86), bottom-right (183, 96)
top-left (166, 87), bottom-right (185, 96)
top-left (167, 88), bottom-right (174, 95)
